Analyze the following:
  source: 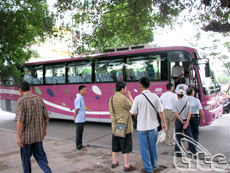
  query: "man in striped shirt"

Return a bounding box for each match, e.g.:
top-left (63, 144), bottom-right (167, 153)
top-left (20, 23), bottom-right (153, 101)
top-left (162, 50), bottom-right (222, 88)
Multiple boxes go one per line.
top-left (16, 81), bottom-right (51, 173)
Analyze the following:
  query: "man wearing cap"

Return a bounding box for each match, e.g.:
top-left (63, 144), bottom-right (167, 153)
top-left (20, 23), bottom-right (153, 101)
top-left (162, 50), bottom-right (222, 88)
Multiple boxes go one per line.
top-left (173, 89), bottom-right (196, 157)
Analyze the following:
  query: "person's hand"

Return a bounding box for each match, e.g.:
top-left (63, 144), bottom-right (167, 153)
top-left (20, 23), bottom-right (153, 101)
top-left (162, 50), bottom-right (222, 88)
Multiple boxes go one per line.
top-left (126, 90), bottom-right (131, 98)
top-left (202, 118), bottom-right (205, 125)
top-left (73, 116), bottom-right (75, 122)
top-left (44, 129), bottom-right (47, 137)
top-left (17, 137), bottom-right (24, 148)
top-left (183, 123), bottom-right (188, 129)
top-left (162, 122), bottom-right (167, 131)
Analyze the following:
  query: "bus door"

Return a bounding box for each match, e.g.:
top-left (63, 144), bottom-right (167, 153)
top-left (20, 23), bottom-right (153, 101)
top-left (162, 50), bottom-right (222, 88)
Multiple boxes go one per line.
top-left (168, 50), bottom-right (193, 88)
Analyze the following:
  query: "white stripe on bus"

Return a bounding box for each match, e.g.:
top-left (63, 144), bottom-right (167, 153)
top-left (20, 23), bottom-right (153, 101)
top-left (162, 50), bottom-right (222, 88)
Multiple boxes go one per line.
top-left (0, 89), bottom-right (110, 115)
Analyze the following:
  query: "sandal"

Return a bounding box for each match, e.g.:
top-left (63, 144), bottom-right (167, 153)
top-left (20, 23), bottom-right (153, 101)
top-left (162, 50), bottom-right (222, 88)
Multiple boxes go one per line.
top-left (124, 165), bottom-right (136, 171)
top-left (111, 161), bottom-right (119, 168)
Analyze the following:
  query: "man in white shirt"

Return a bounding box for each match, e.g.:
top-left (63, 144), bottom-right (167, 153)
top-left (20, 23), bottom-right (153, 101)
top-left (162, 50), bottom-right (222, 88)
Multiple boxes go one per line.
top-left (160, 83), bottom-right (178, 145)
top-left (172, 62), bottom-right (184, 87)
top-left (130, 77), bottom-right (167, 173)
top-left (186, 87), bottom-right (205, 142)
top-left (175, 78), bottom-right (188, 97)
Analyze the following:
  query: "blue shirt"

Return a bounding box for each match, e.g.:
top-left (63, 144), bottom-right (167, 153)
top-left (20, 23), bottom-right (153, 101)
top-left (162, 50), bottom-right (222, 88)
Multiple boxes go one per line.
top-left (186, 96), bottom-right (202, 114)
top-left (74, 94), bottom-right (86, 123)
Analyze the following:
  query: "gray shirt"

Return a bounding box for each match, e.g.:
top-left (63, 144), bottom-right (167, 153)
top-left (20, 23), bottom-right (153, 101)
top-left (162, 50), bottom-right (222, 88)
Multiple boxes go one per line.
top-left (173, 99), bottom-right (191, 120)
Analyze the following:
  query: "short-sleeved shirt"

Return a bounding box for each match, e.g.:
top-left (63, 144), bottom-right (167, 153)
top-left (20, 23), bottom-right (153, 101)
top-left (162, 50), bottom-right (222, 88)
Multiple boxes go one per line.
top-left (15, 92), bottom-right (49, 144)
top-left (186, 96), bottom-right (202, 114)
top-left (175, 84), bottom-right (188, 94)
top-left (130, 90), bottom-right (163, 131)
top-left (160, 91), bottom-right (178, 110)
top-left (172, 65), bottom-right (184, 77)
top-left (74, 94), bottom-right (86, 123)
top-left (108, 92), bottom-right (133, 134)
top-left (173, 99), bottom-right (191, 120)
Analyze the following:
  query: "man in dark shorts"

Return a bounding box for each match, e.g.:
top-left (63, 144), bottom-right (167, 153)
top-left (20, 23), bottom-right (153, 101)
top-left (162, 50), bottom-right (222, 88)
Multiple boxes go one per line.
top-left (108, 81), bottom-right (136, 172)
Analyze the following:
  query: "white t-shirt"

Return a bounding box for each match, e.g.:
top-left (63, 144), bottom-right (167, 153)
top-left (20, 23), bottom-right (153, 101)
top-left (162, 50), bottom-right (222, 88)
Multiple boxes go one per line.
top-left (160, 91), bottom-right (178, 110)
top-left (172, 65), bottom-right (184, 77)
top-left (130, 90), bottom-right (163, 131)
top-left (175, 84), bottom-right (188, 95)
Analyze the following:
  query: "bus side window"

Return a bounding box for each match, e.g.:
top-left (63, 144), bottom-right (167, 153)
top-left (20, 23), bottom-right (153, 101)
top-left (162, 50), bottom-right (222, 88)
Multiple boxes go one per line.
top-left (95, 59), bottom-right (123, 82)
top-left (68, 61), bottom-right (92, 83)
top-left (23, 66), bottom-right (43, 85)
top-left (126, 54), bottom-right (164, 81)
top-left (45, 65), bottom-right (65, 84)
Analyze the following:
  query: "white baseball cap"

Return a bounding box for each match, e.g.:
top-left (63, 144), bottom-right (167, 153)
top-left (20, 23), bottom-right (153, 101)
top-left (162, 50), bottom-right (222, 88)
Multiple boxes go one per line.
top-left (176, 89), bottom-right (185, 95)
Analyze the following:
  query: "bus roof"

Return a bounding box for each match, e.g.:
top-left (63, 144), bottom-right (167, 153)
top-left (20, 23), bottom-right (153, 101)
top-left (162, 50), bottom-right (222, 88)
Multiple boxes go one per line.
top-left (25, 46), bottom-right (197, 66)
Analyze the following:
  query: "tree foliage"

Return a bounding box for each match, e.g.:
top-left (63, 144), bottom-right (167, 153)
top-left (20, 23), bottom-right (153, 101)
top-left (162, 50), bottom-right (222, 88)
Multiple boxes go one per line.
top-left (0, 0), bottom-right (55, 81)
top-left (56, 0), bottom-right (185, 53)
top-left (190, 0), bottom-right (230, 32)
top-left (55, 0), bottom-right (230, 54)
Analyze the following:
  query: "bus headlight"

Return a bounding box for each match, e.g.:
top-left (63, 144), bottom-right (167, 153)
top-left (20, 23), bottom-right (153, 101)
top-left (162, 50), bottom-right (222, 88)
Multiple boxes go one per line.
top-left (204, 105), bottom-right (211, 111)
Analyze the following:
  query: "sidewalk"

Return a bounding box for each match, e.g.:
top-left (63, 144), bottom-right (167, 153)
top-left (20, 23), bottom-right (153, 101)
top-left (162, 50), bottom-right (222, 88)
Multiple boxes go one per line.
top-left (0, 129), bottom-right (229, 173)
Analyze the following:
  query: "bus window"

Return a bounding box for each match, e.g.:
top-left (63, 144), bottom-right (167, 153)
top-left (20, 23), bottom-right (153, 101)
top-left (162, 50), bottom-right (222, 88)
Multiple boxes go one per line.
top-left (23, 66), bottom-right (43, 85)
top-left (24, 67), bottom-right (34, 84)
top-left (45, 65), bottom-right (65, 84)
top-left (68, 61), bottom-right (92, 83)
top-left (2, 77), bottom-right (16, 86)
top-left (126, 54), bottom-right (167, 81)
top-left (95, 59), bottom-right (123, 82)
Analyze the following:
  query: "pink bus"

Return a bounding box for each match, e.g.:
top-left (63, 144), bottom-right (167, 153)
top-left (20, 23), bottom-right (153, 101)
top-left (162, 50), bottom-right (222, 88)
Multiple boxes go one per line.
top-left (0, 45), bottom-right (223, 125)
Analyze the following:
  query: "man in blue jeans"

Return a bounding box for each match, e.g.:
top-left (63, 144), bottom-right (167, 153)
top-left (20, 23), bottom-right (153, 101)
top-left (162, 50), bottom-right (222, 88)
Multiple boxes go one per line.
top-left (16, 81), bottom-right (51, 173)
top-left (130, 77), bottom-right (167, 173)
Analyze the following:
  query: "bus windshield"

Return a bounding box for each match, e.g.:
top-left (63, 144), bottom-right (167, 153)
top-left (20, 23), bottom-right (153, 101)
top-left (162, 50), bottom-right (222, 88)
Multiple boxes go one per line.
top-left (198, 62), bottom-right (220, 95)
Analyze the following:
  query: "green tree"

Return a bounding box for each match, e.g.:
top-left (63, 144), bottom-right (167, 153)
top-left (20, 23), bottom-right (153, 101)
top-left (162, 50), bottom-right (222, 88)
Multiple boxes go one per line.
top-left (0, 0), bottom-right (55, 82)
top-left (56, 0), bottom-right (230, 54)
top-left (56, 0), bottom-right (185, 53)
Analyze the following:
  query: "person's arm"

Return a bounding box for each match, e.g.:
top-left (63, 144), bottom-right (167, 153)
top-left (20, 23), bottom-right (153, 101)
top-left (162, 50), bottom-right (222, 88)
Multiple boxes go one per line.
top-left (42, 99), bottom-right (49, 137)
top-left (73, 97), bottom-right (81, 122)
top-left (44, 118), bottom-right (49, 137)
top-left (15, 102), bottom-right (24, 148)
top-left (183, 112), bottom-right (191, 129)
top-left (175, 112), bottom-right (185, 124)
top-left (159, 112), bottom-right (167, 131)
top-left (16, 121), bottom-right (24, 147)
top-left (130, 97), bottom-right (138, 116)
top-left (126, 90), bottom-right (133, 103)
top-left (73, 109), bottom-right (79, 122)
top-left (199, 109), bottom-right (205, 125)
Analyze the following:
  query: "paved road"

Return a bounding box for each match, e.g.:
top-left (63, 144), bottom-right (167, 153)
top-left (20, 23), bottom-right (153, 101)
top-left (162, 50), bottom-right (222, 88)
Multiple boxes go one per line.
top-left (0, 109), bottom-right (230, 163)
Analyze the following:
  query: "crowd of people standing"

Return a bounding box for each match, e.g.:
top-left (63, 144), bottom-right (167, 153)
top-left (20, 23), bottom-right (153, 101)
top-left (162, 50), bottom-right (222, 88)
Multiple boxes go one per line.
top-left (15, 73), bottom-right (205, 172)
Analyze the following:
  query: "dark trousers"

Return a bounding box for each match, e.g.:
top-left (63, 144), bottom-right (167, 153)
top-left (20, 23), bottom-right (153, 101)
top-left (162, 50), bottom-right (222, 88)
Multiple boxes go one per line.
top-left (190, 116), bottom-right (200, 142)
top-left (175, 119), bottom-right (197, 154)
top-left (20, 142), bottom-right (51, 173)
top-left (76, 122), bottom-right (85, 150)
top-left (173, 77), bottom-right (180, 88)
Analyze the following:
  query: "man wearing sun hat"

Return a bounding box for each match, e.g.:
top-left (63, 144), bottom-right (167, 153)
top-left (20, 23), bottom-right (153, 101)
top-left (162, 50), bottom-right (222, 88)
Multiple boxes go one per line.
top-left (173, 89), bottom-right (197, 157)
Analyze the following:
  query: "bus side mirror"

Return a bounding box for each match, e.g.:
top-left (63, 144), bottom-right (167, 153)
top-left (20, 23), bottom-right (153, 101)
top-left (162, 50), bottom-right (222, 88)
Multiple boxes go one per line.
top-left (205, 62), bottom-right (211, 77)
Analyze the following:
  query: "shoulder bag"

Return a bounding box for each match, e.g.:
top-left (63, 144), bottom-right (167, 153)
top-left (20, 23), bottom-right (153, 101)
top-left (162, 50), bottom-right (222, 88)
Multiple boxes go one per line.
top-left (179, 102), bottom-right (187, 116)
top-left (142, 93), bottom-right (162, 132)
top-left (111, 96), bottom-right (130, 138)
